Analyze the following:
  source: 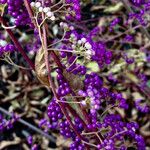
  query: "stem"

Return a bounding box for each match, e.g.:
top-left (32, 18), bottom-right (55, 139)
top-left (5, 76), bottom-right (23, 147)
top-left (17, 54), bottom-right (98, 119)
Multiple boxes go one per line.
top-left (23, 0), bottom-right (38, 29)
top-left (105, 24), bottom-right (141, 42)
top-left (41, 8), bottom-right (87, 144)
top-left (0, 16), bottom-right (35, 70)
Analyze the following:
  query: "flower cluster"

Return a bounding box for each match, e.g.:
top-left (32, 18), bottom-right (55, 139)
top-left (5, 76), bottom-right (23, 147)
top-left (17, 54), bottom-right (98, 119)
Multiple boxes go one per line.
top-left (30, 1), bottom-right (56, 20)
top-left (130, 0), bottom-right (147, 6)
top-left (58, 23), bottom-right (112, 68)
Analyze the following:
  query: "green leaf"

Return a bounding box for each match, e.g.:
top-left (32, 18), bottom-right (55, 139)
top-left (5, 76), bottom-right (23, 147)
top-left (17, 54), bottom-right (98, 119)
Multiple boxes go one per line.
top-left (86, 62), bottom-right (99, 72)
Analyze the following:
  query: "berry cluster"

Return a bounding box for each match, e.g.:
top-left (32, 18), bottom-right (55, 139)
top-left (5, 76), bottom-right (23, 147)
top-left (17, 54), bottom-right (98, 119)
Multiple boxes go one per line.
top-left (59, 120), bottom-right (75, 138)
top-left (65, 0), bottom-right (81, 20)
top-left (135, 99), bottom-right (150, 113)
top-left (0, 0), bottom-right (32, 26)
top-left (70, 138), bottom-right (85, 150)
top-left (0, 113), bottom-right (19, 131)
top-left (0, 0), bottom-right (149, 149)
top-left (47, 100), bottom-right (63, 123)
top-left (0, 44), bottom-right (15, 56)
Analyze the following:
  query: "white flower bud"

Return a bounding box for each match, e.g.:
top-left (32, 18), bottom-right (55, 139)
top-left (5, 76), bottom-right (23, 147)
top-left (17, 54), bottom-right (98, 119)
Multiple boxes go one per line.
top-left (81, 38), bottom-right (86, 43)
top-left (0, 40), bottom-right (7, 46)
top-left (35, 2), bottom-right (41, 8)
top-left (70, 26), bottom-right (74, 30)
top-left (60, 22), bottom-right (64, 27)
top-left (63, 23), bottom-right (68, 29)
top-left (70, 33), bottom-right (75, 38)
top-left (30, 2), bottom-right (35, 7)
top-left (43, 7), bottom-right (50, 13)
top-left (38, 7), bottom-right (43, 12)
top-left (50, 15), bottom-right (56, 21)
top-left (46, 11), bottom-right (53, 17)
top-left (81, 100), bottom-right (86, 106)
top-left (85, 42), bottom-right (92, 49)
top-left (86, 49), bottom-right (92, 55)
top-left (77, 40), bottom-right (82, 45)
top-left (72, 44), bottom-right (76, 49)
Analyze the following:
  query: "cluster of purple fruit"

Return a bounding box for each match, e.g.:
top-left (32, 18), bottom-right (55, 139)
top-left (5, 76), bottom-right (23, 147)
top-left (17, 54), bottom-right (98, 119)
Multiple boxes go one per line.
top-left (0, 0), bottom-right (149, 149)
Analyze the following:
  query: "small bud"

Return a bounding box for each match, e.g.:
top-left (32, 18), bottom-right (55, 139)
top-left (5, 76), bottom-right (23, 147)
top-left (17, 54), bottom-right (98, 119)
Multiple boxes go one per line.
top-left (86, 49), bottom-right (92, 55)
top-left (81, 100), bottom-right (86, 106)
top-left (43, 7), bottom-right (50, 13)
top-left (30, 2), bottom-right (35, 7)
top-left (70, 26), bottom-right (74, 30)
top-left (60, 22), bottom-right (64, 27)
top-left (38, 7), bottom-right (43, 12)
top-left (50, 15), bottom-right (56, 21)
top-left (70, 33), bottom-right (75, 38)
top-left (85, 42), bottom-right (92, 49)
top-left (46, 11), bottom-right (53, 17)
top-left (35, 2), bottom-right (41, 8)
top-left (81, 38), bottom-right (86, 43)
top-left (72, 44), bottom-right (76, 49)
top-left (77, 40), bottom-right (82, 45)
top-left (63, 23), bottom-right (68, 29)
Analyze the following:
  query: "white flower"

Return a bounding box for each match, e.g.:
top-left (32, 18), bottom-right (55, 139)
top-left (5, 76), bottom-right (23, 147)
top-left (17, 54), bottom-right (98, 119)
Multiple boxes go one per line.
top-left (0, 40), bottom-right (7, 46)
top-left (60, 22), bottom-right (64, 27)
top-left (30, 2), bottom-right (35, 7)
top-left (77, 40), bottom-right (82, 45)
top-left (81, 100), bottom-right (87, 106)
top-left (43, 7), bottom-right (50, 13)
top-left (38, 7), bottom-right (43, 12)
top-left (72, 44), bottom-right (76, 49)
top-left (63, 23), bottom-right (68, 29)
top-left (85, 42), bottom-right (92, 49)
top-left (70, 33), bottom-right (75, 38)
top-left (50, 15), bottom-right (56, 21)
top-left (86, 49), bottom-right (92, 55)
top-left (70, 26), bottom-right (74, 30)
top-left (46, 11), bottom-right (53, 17)
top-left (35, 2), bottom-right (41, 8)
top-left (81, 38), bottom-right (86, 43)
top-left (85, 49), bottom-right (94, 59)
